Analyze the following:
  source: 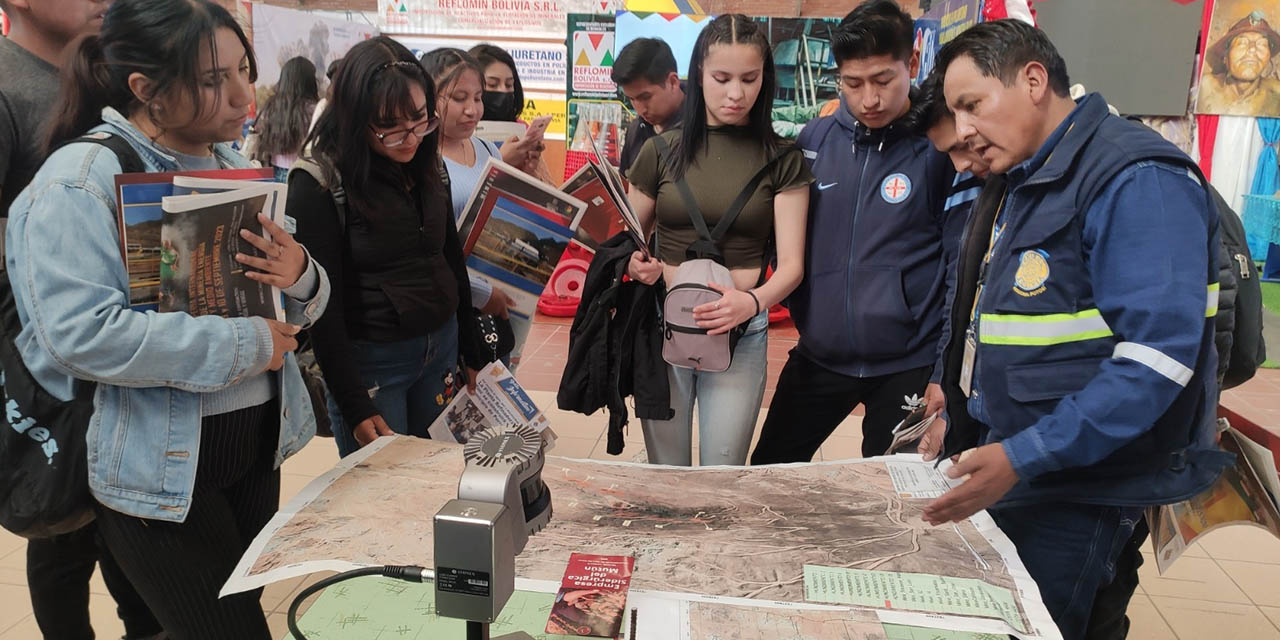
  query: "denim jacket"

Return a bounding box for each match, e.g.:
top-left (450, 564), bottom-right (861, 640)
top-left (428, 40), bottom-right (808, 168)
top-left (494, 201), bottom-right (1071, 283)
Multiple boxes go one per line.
top-left (5, 108), bottom-right (330, 522)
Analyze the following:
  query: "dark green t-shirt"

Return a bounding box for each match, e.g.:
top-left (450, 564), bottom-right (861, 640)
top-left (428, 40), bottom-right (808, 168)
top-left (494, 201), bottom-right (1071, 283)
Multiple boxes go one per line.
top-left (628, 127), bottom-right (812, 269)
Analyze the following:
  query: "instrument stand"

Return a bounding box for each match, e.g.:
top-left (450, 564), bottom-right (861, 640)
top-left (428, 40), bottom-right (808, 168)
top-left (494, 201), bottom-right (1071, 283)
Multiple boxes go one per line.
top-left (465, 621), bottom-right (534, 640)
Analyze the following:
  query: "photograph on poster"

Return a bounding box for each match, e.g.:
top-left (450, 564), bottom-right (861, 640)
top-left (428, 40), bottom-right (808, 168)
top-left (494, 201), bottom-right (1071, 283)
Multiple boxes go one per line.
top-left (1197, 1), bottom-right (1280, 116)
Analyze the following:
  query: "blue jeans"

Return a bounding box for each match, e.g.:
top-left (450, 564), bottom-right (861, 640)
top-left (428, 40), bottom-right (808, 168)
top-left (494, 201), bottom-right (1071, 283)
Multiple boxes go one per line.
top-left (640, 312), bottom-right (768, 466)
top-left (332, 320), bottom-right (462, 458)
top-left (989, 502), bottom-right (1143, 640)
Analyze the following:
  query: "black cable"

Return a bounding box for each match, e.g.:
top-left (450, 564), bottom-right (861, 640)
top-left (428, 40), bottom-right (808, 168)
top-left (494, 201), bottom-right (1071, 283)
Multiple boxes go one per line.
top-left (286, 565), bottom-right (432, 640)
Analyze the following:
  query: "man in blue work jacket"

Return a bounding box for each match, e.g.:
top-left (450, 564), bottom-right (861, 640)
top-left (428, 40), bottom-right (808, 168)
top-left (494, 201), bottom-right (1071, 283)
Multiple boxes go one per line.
top-left (919, 20), bottom-right (1232, 639)
top-left (751, 0), bottom-right (961, 463)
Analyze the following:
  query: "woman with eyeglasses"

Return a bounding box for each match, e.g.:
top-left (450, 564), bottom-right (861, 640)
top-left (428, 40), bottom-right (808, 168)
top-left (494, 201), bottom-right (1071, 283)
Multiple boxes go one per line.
top-left (289, 36), bottom-right (488, 457)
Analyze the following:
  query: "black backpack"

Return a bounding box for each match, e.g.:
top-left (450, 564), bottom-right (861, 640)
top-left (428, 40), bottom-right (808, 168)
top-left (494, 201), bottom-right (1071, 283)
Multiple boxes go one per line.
top-left (0, 132), bottom-right (142, 538)
top-left (1213, 186), bottom-right (1267, 389)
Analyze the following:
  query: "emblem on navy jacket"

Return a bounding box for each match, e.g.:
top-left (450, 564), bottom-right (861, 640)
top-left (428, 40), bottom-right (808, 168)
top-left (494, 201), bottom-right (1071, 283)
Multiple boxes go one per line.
top-left (880, 173), bottom-right (911, 204)
top-left (1013, 249), bottom-right (1050, 297)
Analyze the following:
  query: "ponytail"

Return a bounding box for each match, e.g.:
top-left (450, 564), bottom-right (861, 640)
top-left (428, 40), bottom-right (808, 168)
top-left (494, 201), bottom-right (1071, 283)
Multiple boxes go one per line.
top-left (44, 34), bottom-right (118, 153)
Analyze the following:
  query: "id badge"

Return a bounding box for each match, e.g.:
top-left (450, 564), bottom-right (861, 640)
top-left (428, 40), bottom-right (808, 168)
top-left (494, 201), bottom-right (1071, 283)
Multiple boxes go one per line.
top-left (959, 334), bottom-right (976, 398)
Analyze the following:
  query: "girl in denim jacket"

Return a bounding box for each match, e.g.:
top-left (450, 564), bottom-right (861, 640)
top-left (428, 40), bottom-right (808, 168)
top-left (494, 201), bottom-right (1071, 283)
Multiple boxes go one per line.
top-left (5, 1), bottom-right (329, 637)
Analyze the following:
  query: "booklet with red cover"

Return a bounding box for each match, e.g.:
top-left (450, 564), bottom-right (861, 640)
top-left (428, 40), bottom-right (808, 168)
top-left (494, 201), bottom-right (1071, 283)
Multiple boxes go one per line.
top-left (545, 553), bottom-right (635, 637)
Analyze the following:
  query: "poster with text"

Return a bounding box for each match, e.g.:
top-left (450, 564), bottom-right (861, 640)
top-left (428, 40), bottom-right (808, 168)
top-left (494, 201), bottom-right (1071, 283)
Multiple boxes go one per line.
top-left (925, 0), bottom-right (983, 47)
top-left (565, 13), bottom-right (628, 179)
top-left (395, 36), bottom-right (568, 91)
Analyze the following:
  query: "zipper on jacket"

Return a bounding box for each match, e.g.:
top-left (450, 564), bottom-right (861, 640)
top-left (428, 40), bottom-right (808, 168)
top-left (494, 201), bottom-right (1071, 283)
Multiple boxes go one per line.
top-left (1235, 253), bottom-right (1251, 280)
top-left (845, 140), bottom-right (875, 352)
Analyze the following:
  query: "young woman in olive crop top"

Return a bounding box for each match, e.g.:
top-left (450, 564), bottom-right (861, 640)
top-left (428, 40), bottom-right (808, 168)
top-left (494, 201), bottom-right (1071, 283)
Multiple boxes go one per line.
top-left (625, 14), bottom-right (812, 466)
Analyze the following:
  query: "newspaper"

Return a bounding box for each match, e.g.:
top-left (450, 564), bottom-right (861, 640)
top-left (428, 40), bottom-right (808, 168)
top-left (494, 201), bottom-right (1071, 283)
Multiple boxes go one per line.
top-left (427, 361), bottom-right (555, 448)
top-left (1148, 428), bottom-right (1280, 573)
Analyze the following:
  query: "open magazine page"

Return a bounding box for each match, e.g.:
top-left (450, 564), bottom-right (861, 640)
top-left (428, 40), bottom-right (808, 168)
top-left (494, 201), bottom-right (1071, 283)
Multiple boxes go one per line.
top-left (427, 361), bottom-right (555, 448)
top-left (158, 182), bottom-right (286, 321)
top-left (1149, 429), bottom-right (1280, 574)
top-left (114, 168), bottom-right (273, 311)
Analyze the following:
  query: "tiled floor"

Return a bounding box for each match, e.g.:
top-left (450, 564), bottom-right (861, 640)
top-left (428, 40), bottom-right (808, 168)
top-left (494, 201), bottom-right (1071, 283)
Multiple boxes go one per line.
top-left (0, 317), bottom-right (1277, 639)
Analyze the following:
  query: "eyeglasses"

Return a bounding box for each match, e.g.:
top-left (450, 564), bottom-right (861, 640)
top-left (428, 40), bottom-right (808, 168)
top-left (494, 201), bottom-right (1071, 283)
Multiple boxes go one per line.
top-left (370, 117), bottom-right (440, 148)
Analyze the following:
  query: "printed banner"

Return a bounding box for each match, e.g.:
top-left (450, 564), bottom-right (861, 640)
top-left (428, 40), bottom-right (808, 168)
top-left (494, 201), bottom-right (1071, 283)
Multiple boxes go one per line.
top-left (394, 36), bottom-right (568, 91)
top-left (380, 0), bottom-right (623, 38)
top-left (251, 3), bottom-right (378, 88)
top-left (566, 13), bottom-right (627, 179)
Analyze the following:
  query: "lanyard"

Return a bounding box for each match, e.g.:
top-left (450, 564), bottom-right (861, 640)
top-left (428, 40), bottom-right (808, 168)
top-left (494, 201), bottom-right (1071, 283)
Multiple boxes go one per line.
top-left (969, 190), bottom-right (1009, 327)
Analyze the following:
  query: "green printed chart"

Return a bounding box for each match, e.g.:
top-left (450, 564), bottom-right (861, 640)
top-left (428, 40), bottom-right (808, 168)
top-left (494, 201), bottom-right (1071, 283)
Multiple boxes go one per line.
top-left (284, 576), bottom-right (607, 640)
top-left (803, 566), bottom-right (1027, 634)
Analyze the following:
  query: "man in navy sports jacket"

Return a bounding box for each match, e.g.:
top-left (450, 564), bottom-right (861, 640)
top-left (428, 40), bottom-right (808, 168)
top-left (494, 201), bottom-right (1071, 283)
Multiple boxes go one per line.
top-left (751, 0), bottom-right (964, 463)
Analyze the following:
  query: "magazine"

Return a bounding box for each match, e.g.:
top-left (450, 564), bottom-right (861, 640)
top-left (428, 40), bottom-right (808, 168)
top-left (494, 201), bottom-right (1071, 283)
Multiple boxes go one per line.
top-left (457, 157), bottom-right (586, 359)
top-left (114, 168), bottom-right (273, 310)
top-left (1148, 428), bottom-right (1280, 573)
top-left (586, 129), bottom-right (648, 256)
top-left (546, 554), bottom-right (635, 638)
top-left (158, 181), bottom-right (287, 321)
top-left (426, 361), bottom-right (555, 448)
top-left (560, 162), bottom-right (627, 251)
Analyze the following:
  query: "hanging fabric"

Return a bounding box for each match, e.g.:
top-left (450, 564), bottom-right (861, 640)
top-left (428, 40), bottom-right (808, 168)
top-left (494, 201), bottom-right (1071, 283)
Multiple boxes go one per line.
top-left (1212, 116), bottom-right (1265, 213)
top-left (1250, 119), bottom-right (1280, 196)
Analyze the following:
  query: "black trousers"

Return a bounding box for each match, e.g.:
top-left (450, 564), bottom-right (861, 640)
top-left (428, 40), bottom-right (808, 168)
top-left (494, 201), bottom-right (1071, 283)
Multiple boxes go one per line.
top-left (751, 351), bottom-right (933, 463)
top-left (95, 401), bottom-right (281, 640)
top-left (27, 522), bottom-right (163, 640)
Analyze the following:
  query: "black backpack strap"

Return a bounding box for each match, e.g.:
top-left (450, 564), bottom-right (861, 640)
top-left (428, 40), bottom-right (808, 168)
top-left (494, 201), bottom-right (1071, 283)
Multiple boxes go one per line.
top-left (61, 132), bottom-right (145, 175)
top-left (289, 158), bottom-right (347, 229)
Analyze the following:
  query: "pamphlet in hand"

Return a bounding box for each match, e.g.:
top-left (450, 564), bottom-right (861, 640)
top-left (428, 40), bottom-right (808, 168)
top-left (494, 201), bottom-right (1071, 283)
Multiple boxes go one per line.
top-left (546, 554), bottom-right (635, 638)
top-left (114, 168), bottom-right (274, 311)
top-left (158, 181), bottom-right (287, 321)
top-left (1148, 427), bottom-right (1280, 573)
top-left (427, 361), bottom-right (556, 449)
top-left (884, 394), bottom-right (937, 455)
top-left (586, 129), bottom-right (648, 257)
top-left (457, 157), bottom-right (586, 361)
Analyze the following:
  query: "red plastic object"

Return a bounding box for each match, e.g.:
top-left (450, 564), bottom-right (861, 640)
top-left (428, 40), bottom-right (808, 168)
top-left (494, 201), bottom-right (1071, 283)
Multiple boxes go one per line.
top-left (538, 242), bottom-right (595, 317)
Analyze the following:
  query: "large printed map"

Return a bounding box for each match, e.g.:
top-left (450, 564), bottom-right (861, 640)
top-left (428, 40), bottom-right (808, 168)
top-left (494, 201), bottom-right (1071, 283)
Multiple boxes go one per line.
top-left (226, 436), bottom-right (1059, 639)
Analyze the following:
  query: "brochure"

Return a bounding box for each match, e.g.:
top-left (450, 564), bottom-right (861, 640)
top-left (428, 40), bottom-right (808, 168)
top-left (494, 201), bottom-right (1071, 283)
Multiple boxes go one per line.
top-left (546, 554), bottom-right (635, 638)
top-left (426, 361), bottom-right (555, 449)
